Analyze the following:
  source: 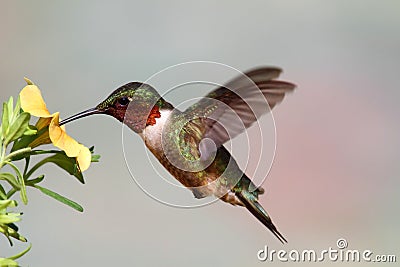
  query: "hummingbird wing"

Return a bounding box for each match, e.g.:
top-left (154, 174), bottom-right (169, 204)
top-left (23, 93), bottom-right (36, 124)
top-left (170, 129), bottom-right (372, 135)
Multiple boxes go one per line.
top-left (183, 67), bottom-right (295, 150)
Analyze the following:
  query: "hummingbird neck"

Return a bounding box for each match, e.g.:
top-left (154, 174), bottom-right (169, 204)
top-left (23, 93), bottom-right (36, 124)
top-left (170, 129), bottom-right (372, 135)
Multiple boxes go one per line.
top-left (140, 107), bottom-right (174, 153)
top-left (144, 99), bottom-right (174, 127)
top-left (119, 97), bottom-right (173, 133)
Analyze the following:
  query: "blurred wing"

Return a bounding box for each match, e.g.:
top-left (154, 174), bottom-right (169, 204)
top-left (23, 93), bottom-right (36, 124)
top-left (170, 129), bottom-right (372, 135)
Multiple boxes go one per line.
top-left (184, 67), bottom-right (295, 151)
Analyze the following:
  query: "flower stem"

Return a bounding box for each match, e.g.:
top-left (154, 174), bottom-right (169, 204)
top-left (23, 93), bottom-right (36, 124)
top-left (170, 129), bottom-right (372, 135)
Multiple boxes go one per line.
top-left (6, 162), bottom-right (27, 204)
top-left (25, 158), bottom-right (48, 179)
top-left (23, 157), bottom-right (30, 177)
top-left (30, 150), bottom-right (63, 155)
top-left (4, 147), bottom-right (31, 162)
top-left (0, 142), bottom-right (6, 169)
top-left (6, 188), bottom-right (17, 198)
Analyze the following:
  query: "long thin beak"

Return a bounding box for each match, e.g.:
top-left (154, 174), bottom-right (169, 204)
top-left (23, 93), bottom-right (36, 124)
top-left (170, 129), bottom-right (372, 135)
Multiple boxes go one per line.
top-left (59, 107), bottom-right (103, 126)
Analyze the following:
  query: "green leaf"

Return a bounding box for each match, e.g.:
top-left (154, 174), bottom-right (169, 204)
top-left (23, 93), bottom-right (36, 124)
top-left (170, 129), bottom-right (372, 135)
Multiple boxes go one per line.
top-left (0, 199), bottom-right (17, 210)
top-left (7, 96), bottom-right (14, 123)
top-left (0, 258), bottom-right (18, 266)
top-left (89, 146), bottom-right (100, 162)
top-left (0, 173), bottom-right (19, 189)
top-left (0, 224), bottom-right (27, 242)
top-left (0, 213), bottom-right (21, 224)
top-left (0, 185), bottom-right (6, 200)
top-left (34, 185), bottom-right (83, 212)
top-left (23, 125), bottom-right (37, 136)
top-left (91, 154), bottom-right (101, 162)
top-left (28, 153), bottom-right (85, 184)
top-left (24, 77), bottom-right (34, 85)
top-left (4, 112), bottom-right (31, 146)
top-left (1, 102), bottom-right (10, 140)
top-left (6, 222), bottom-right (19, 232)
top-left (7, 243), bottom-right (32, 260)
top-left (0, 224), bottom-right (26, 246)
top-left (6, 162), bottom-right (28, 205)
top-left (12, 96), bottom-right (21, 121)
top-left (10, 126), bottom-right (42, 153)
top-left (26, 175), bottom-right (45, 186)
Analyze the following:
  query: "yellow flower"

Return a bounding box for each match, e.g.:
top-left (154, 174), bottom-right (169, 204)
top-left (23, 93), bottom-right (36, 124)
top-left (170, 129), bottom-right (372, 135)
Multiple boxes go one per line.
top-left (19, 80), bottom-right (91, 172)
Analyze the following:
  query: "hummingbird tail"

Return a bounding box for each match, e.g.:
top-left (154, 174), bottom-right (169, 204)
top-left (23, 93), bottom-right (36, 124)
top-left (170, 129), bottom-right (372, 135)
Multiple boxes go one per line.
top-left (236, 190), bottom-right (287, 243)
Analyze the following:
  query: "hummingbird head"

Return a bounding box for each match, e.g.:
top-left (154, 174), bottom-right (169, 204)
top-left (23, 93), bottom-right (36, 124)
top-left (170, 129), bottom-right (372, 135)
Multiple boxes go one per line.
top-left (60, 82), bottom-right (168, 133)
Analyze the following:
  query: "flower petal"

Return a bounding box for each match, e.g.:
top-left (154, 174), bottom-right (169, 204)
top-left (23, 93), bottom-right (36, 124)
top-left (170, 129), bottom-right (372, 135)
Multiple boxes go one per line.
top-left (77, 145), bottom-right (91, 172)
top-left (20, 85), bottom-right (52, 117)
top-left (35, 117), bottom-right (52, 130)
top-left (49, 113), bottom-right (81, 157)
top-left (19, 82), bottom-right (93, 172)
top-left (28, 130), bottom-right (51, 148)
top-left (49, 113), bottom-right (91, 171)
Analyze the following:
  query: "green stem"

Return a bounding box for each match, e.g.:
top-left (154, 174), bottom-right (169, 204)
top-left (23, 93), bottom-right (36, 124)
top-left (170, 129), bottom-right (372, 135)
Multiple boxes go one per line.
top-left (0, 142), bottom-right (6, 169)
top-left (23, 157), bottom-right (30, 177)
top-left (4, 147), bottom-right (31, 162)
top-left (6, 162), bottom-right (27, 204)
top-left (30, 149), bottom-right (63, 155)
top-left (0, 189), bottom-right (7, 200)
top-left (8, 243), bottom-right (32, 260)
top-left (6, 188), bottom-right (17, 198)
top-left (0, 174), bottom-right (20, 189)
top-left (23, 150), bottom-right (63, 179)
top-left (25, 157), bottom-right (50, 179)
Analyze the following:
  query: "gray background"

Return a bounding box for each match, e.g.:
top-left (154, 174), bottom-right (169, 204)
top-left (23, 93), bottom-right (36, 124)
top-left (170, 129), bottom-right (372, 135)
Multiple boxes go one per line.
top-left (1, 1), bottom-right (399, 266)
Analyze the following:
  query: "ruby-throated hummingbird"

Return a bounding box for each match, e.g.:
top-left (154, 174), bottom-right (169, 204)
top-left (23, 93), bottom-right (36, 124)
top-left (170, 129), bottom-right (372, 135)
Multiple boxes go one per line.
top-left (60, 67), bottom-right (295, 243)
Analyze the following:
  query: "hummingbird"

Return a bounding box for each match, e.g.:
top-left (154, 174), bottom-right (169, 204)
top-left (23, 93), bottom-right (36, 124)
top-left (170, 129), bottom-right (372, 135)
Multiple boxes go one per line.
top-left (60, 67), bottom-right (295, 243)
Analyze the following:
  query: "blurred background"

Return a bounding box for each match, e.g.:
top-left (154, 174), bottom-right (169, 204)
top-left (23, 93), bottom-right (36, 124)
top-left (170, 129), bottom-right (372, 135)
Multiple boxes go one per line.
top-left (1, 0), bottom-right (399, 266)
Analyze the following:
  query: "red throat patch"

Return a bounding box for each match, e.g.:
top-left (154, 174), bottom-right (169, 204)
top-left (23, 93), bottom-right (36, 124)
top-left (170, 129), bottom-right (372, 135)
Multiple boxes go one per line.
top-left (146, 105), bottom-right (161, 126)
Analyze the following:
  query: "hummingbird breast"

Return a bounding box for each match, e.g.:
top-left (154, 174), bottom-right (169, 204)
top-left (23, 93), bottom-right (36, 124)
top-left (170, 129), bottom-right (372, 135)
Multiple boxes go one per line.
top-left (140, 109), bottom-right (244, 199)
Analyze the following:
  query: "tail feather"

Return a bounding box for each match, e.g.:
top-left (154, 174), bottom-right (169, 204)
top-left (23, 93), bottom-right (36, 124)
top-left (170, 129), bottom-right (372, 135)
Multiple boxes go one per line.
top-left (236, 191), bottom-right (287, 243)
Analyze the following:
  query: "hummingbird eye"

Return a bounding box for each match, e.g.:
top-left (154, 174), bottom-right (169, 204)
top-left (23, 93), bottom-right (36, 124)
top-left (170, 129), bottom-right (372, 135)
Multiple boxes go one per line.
top-left (118, 96), bottom-right (130, 106)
